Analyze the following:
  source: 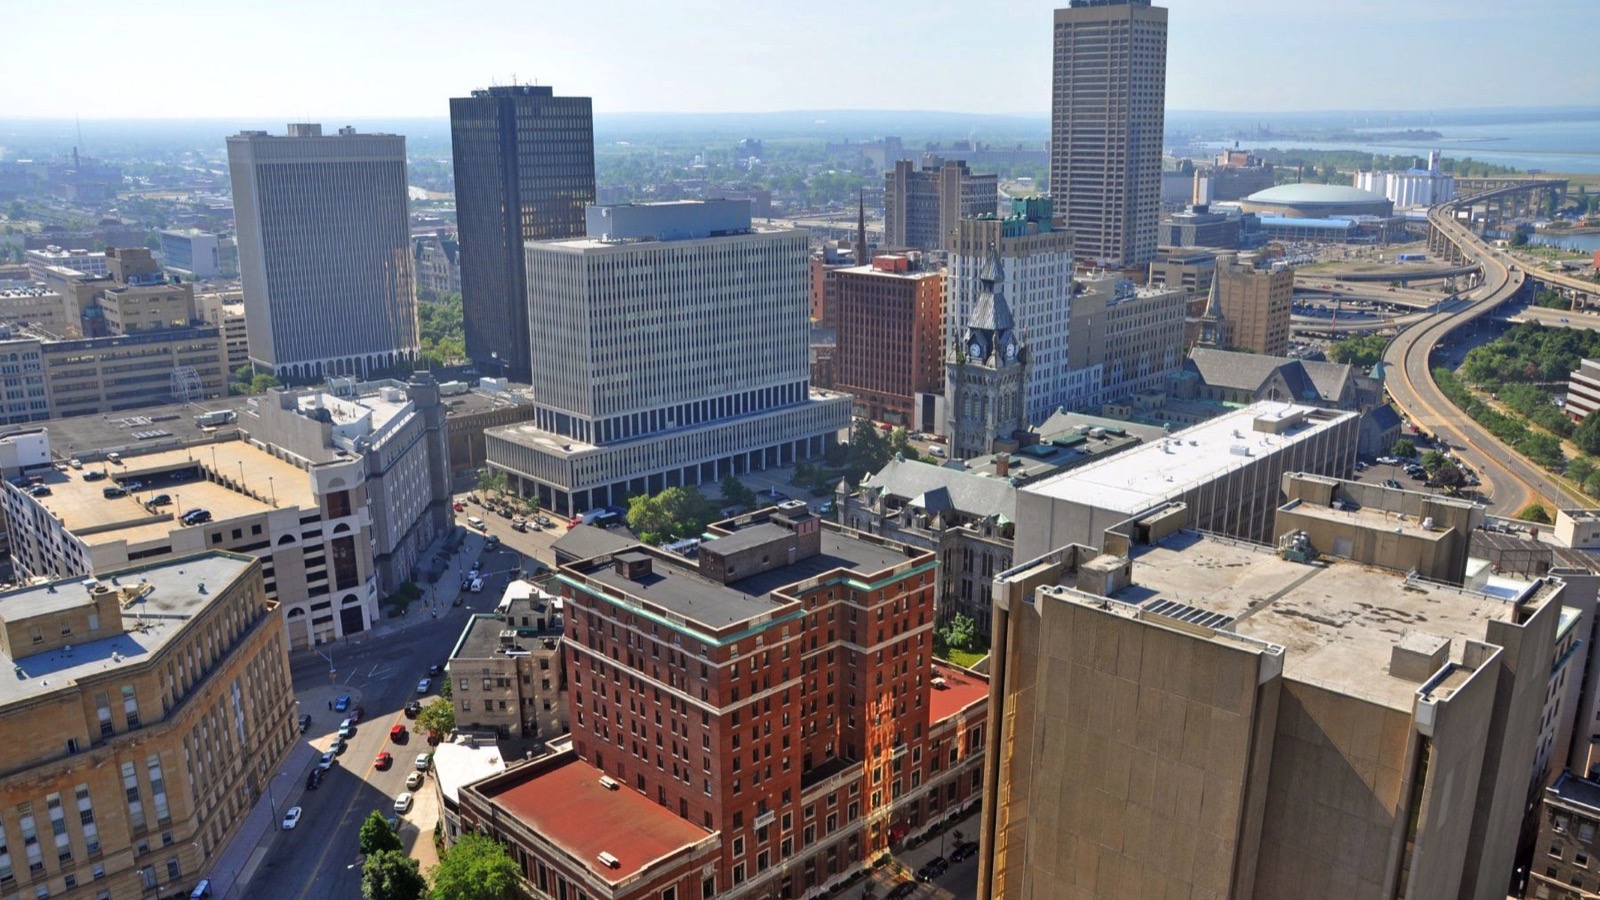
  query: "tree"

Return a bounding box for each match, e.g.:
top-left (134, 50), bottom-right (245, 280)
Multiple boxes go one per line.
top-left (362, 849), bottom-right (426, 900)
top-left (1511, 230), bottom-right (1529, 247)
top-left (1391, 438), bottom-right (1416, 459)
top-left (626, 486), bottom-right (716, 544)
top-left (720, 475), bottom-right (757, 510)
top-left (249, 373), bottom-right (281, 394)
top-left (359, 810), bottom-right (403, 856)
top-left (1570, 457), bottom-right (1596, 485)
top-left (413, 697), bottom-right (454, 738)
top-left (1575, 415), bottom-right (1600, 457)
top-left (845, 419), bottom-right (892, 478)
top-left (233, 364), bottom-right (255, 383)
top-left (1420, 450), bottom-right (1450, 473)
top-left (938, 613), bottom-right (978, 654)
top-left (1328, 334), bottom-right (1388, 368)
top-left (429, 833), bottom-right (519, 900)
top-left (477, 469), bottom-right (508, 497)
top-left (1516, 502), bottom-right (1553, 525)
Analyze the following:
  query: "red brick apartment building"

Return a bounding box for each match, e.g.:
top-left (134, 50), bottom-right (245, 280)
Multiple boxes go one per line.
top-left (459, 503), bottom-right (988, 900)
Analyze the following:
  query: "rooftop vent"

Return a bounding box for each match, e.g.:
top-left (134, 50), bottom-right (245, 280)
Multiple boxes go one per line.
top-left (613, 552), bottom-right (653, 581)
top-left (598, 775), bottom-right (619, 791)
top-left (597, 851), bottom-right (620, 868)
top-left (498, 630), bottom-right (517, 648)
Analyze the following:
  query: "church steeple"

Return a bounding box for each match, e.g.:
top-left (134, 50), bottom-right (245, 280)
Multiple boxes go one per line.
top-left (1197, 273), bottom-right (1226, 349)
top-left (963, 245), bottom-right (1022, 365)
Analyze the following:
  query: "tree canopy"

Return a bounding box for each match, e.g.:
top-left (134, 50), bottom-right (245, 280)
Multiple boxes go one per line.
top-left (429, 834), bottom-right (520, 900)
top-left (360, 810), bottom-right (404, 856)
top-left (363, 849), bottom-right (426, 900)
top-left (1328, 334), bottom-right (1388, 368)
top-left (413, 697), bottom-right (455, 738)
top-left (626, 486), bottom-right (718, 545)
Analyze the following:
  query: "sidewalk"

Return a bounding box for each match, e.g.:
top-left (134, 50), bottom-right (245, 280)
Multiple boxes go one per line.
top-left (209, 739), bottom-right (320, 900)
top-left (867, 806), bottom-right (980, 899)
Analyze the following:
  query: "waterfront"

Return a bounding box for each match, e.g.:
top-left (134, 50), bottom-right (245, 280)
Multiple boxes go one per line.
top-left (1531, 231), bottom-right (1600, 253)
top-left (1195, 115), bottom-right (1600, 174)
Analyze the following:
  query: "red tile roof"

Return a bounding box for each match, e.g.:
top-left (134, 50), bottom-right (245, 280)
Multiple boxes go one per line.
top-left (483, 756), bottom-right (711, 883)
top-left (929, 663), bottom-right (989, 724)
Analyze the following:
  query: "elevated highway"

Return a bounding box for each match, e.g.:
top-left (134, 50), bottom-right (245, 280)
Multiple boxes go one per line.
top-left (1384, 185), bottom-right (1589, 514)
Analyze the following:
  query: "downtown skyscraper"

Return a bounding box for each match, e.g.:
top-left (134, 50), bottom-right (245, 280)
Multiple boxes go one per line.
top-left (450, 85), bottom-right (596, 379)
top-left (1050, 0), bottom-right (1168, 268)
top-left (227, 124), bottom-right (419, 381)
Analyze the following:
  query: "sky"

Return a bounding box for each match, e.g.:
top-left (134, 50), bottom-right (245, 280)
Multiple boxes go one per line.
top-left (2, 0), bottom-right (1596, 120)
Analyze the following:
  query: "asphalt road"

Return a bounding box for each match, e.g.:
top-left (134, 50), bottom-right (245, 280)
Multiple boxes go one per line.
top-left (243, 534), bottom-right (523, 900)
top-left (1384, 201), bottom-right (1590, 518)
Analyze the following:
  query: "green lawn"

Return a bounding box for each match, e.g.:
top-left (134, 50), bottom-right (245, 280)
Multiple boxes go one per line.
top-left (943, 649), bottom-right (987, 670)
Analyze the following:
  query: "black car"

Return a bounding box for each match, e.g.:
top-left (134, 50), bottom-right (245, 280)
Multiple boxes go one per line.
top-left (886, 882), bottom-right (918, 900)
top-left (83, 470), bottom-right (106, 482)
top-left (404, 701), bottom-right (422, 719)
top-left (305, 769), bottom-right (322, 790)
top-left (949, 840), bottom-right (979, 863)
top-left (298, 714), bottom-right (312, 734)
top-left (915, 857), bottom-right (948, 882)
top-left (147, 494), bottom-right (172, 507)
top-left (428, 664), bottom-right (444, 677)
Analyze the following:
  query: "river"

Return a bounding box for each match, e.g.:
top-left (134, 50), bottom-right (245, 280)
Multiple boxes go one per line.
top-left (1531, 232), bottom-right (1600, 253)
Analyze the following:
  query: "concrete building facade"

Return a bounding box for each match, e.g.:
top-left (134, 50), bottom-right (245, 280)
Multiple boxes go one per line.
top-left (1064, 275), bottom-right (1187, 410)
top-left (835, 255), bottom-right (944, 427)
top-left (884, 158), bottom-right (998, 251)
top-left (226, 124), bottom-right (419, 381)
top-left (450, 85), bottom-right (596, 379)
top-left (0, 553), bottom-right (295, 900)
top-left (1014, 403), bottom-right (1359, 558)
top-left (981, 501), bottom-right (1565, 900)
top-left (1050, 0), bottom-right (1168, 267)
top-left (158, 229), bottom-right (223, 280)
top-left (1213, 256), bottom-right (1293, 356)
top-left (486, 201), bottom-right (850, 516)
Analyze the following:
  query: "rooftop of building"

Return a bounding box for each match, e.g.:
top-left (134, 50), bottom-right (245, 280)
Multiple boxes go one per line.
top-left (1187, 347), bottom-right (1357, 404)
top-left (862, 457), bottom-right (1018, 521)
top-left (560, 520), bottom-right (920, 637)
top-left (0, 552), bottom-right (256, 708)
top-left (1022, 403), bottom-right (1356, 514)
top-left (430, 735), bottom-right (509, 808)
top-left (551, 525), bottom-right (637, 562)
top-left (1549, 771), bottom-right (1600, 815)
top-left (0, 285), bottom-right (60, 299)
top-left (21, 396), bottom-right (244, 462)
top-left (1245, 184), bottom-right (1390, 205)
top-left (20, 440), bottom-right (314, 546)
top-left (928, 661), bottom-right (989, 724)
top-left (1032, 528), bottom-right (1548, 710)
top-left (1256, 216), bottom-right (1360, 229)
top-left (957, 418), bottom-right (1149, 484)
top-left (452, 592), bottom-right (564, 661)
top-left (474, 753), bottom-right (712, 885)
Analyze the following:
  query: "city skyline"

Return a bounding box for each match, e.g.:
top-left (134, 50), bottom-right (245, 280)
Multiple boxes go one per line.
top-left (3, 0), bottom-right (1594, 120)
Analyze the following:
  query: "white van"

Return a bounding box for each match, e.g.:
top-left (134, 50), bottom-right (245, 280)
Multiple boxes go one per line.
top-left (469, 578), bottom-right (485, 594)
top-left (929, 445), bottom-right (946, 458)
top-left (466, 516), bottom-right (486, 531)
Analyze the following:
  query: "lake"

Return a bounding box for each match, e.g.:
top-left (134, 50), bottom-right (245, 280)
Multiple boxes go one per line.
top-left (1198, 117), bottom-right (1600, 174)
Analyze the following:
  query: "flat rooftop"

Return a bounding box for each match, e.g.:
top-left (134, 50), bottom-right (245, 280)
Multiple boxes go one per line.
top-left (1023, 403), bottom-right (1354, 514)
top-left (24, 396), bottom-right (253, 460)
top-left (453, 610), bottom-right (562, 661)
top-left (479, 755), bottom-right (710, 884)
top-left (430, 736), bottom-right (507, 807)
top-left (532, 222), bottom-right (799, 254)
top-left (0, 552), bottom-right (255, 708)
top-left (929, 662), bottom-right (989, 724)
top-left (1081, 530), bottom-right (1535, 710)
top-left (22, 441), bottom-right (312, 545)
top-left (563, 529), bottom-right (917, 633)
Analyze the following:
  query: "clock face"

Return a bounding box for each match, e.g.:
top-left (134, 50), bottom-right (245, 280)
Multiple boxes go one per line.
top-left (1004, 339), bottom-right (1019, 361)
top-left (968, 340), bottom-right (984, 359)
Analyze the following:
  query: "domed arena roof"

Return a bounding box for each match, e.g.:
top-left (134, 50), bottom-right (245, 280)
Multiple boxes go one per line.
top-left (1244, 184), bottom-right (1388, 205)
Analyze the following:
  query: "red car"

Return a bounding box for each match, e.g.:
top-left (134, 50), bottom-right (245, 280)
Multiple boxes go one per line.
top-left (374, 751), bottom-right (393, 770)
top-left (390, 723), bottom-right (408, 743)
top-left (452, 501), bottom-right (464, 512)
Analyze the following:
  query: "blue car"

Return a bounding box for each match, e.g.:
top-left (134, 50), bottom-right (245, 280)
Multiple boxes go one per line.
top-left (334, 695), bottom-right (351, 713)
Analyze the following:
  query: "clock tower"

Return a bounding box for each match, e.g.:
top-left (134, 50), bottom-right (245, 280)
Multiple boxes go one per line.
top-left (945, 248), bottom-right (1028, 460)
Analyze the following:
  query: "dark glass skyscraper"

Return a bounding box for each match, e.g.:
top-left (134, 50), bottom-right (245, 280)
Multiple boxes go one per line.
top-left (450, 85), bottom-right (595, 379)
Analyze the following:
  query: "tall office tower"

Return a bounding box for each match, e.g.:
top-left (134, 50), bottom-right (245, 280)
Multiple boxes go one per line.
top-left (485, 200), bottom-right (851, 516)
top-left (450, 85), bottom-right (596, 379)
top-left (949, 198), bottom-right (1075, 424)
top-left (1050, 0), bottom-right (1168, 267)
top-left (227, 124), bottom-right (418, 382)
top-left (884, 158), bottom-right (999, 251)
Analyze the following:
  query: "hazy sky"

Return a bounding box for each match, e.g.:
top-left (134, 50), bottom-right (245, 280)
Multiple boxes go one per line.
top-left (4, 0), bottom-right (1595, 119)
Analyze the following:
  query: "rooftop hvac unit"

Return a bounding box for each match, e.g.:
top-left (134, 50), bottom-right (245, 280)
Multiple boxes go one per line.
top-left (597, 851), bottom-right (620, 868)
top-left (598, 775), bottom-right (619, 791)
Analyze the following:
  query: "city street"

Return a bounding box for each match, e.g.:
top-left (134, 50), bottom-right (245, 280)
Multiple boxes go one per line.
top-left (223, 528), bottom-right (523, 900)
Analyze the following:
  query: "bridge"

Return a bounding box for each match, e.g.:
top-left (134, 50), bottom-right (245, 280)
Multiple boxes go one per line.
top-left (1384, 183), bottom-right (1588, 515)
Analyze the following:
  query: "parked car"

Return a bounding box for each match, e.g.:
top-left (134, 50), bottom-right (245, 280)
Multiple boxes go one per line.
top-left (330, 737), bottom-right (347, 755)
top-left (886, 882), bottom-right (918, 900)
top-left (467, 516), bottom-right (486, 531)
top-left (190, 879), bottom-right (212, 899)
top-left (916, 857), bottom-right (949, 881)
top-left (318, 752), bottom-right (337, 771)
top-left (83, 470), bottom-right (106, 481)
top-left (415, 753), bottom-right (432, 772)
top-left (485, 535), bottom-right (500, 549)
top-left (536, 516), bottom-right (553, 528)
top-left (338, 718), bottom-right (356, 738)
top-left (305, 769), bottom-right (322, 791)
top-left (102, 485), bottom-right (127, 499)
top-left (452, 502), bottom-right (464, 512)
top-left (281, 807), bottom-right (302, 830)
top-left (335, 695), bottom-right (351, 712)
top-left (147, 494), bottom-right (172, 507)
top-left (949, 840), bottom-right (980, 862)
top-left (375, 752), bottom-right (393, 770)
top-left (428, 664), bottom-right (444, 676)
top-left (417, 678), bottom-right (431, 694)
top-left (406, 772), bottom-right (424, 790)
top-left (404, 701), bottom-right (422, 719)
top-left (298, 714), bottom-right (312, 734)
top-left (393, 792), bottom-right (413, 813)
